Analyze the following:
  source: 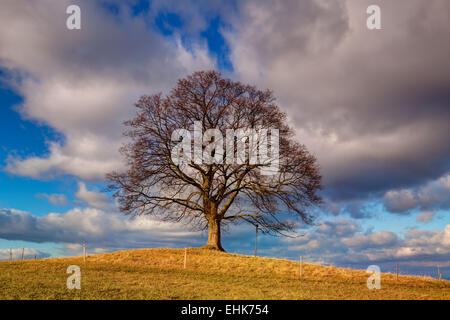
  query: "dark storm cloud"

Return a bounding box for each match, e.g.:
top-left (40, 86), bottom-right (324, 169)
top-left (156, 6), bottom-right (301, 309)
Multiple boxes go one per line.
top-left (225, 0), bottom-right (450, 201)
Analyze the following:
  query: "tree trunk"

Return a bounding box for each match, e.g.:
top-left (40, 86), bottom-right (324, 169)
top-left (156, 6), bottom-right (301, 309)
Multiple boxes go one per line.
top-left (204, 218), bottom-right (225, 251)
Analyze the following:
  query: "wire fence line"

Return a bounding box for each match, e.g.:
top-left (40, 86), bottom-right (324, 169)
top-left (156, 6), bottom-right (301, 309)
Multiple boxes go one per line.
top-left (1, 245), bottom-right (447, 281)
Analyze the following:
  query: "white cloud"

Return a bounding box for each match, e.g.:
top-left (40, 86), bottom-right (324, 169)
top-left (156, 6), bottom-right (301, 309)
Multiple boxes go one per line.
top-left (75, 182), bottom-right (111, 210)
top-left (0, 0), bottom-right (215, 181)
top-left (36, 193), bottom-right (68, 206)
top-left (0, 207), bottom-right (448, 268)
top-left (342, 231), bottom-right (398, 249)
top-left (0, 207), bottom-right (203, 251)
top-left (283, 219), bottom-right (450, 267)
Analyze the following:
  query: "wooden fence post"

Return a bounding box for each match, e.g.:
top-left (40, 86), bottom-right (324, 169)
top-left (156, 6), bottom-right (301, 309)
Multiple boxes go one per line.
top-left (184, 248), bottom-right (187, 269)
top-left (83, 243), bottom-right (86, 263)
top-left (255, 225), bottom-right (258, 257)
top-left (438, 265), bottom-right (441, 281)
top-left (22, 247), bottom-right (24, 260)
top-left (9, 248), bottom-right (12, 262)
top-left (299, 256), bottom-right (303, 278)
top-left (396, 263), bottom-right (399, 281)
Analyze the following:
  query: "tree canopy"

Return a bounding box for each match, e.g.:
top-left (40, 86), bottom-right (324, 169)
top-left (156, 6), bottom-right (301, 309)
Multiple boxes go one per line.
top-left (107, 70), bottom-right (321, 251)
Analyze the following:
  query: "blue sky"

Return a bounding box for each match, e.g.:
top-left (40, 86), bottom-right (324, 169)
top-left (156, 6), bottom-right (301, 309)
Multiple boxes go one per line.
top-left (0, 0), bottom-right (449, 279)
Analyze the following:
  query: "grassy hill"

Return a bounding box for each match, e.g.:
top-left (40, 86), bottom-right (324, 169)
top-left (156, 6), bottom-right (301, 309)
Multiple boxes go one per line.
top-left (0, 248), bottom-right (448, 300)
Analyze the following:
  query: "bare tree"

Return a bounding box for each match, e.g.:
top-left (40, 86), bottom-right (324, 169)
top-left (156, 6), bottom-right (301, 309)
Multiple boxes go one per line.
top-left (107, 71), bottom-right (321, 251)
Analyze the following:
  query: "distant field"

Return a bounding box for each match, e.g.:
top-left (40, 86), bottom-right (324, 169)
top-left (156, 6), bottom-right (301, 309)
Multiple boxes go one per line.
top-left (0, 248), bottom-right (448, 300)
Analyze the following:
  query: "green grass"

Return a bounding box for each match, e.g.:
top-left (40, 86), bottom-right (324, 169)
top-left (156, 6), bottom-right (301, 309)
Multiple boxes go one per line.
top-left (0, 248), bottom-right (448, 299)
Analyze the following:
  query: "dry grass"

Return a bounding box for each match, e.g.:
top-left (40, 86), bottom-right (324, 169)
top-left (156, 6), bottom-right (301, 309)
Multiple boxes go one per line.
top-left (0, 248), bottom-right (448, 300)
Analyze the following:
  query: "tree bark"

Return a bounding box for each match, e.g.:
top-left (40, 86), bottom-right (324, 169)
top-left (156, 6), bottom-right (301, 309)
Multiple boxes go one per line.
top-left (204, 218), bottom-right (225, 251)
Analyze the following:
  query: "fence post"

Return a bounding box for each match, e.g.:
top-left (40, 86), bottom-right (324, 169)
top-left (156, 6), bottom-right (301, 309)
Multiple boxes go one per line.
top-left (396, 263), bottom-right (399, 281)
top-left (438, 265), bottom-right (441, 281)
top-left (83, 243), bottom-right (86, 263)
top-left (255, 225), bottom-right (258, 257)
top-left (22, 247), bottom-right (24, 260)
top-left (299, 256), bottom-right (303, 278)
top-left (184, 248), bottom-right (187, 269)
top-left (9, 248), bottom-right (12, 262)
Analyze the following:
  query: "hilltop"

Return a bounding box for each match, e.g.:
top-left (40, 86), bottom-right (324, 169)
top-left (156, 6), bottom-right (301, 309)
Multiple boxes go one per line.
top-left (0, 248), bottom-right (448, 299)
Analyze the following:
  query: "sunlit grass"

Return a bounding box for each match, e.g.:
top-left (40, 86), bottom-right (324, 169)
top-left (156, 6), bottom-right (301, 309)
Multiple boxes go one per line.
top-left (0, 248), bottom-right (448, 300)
